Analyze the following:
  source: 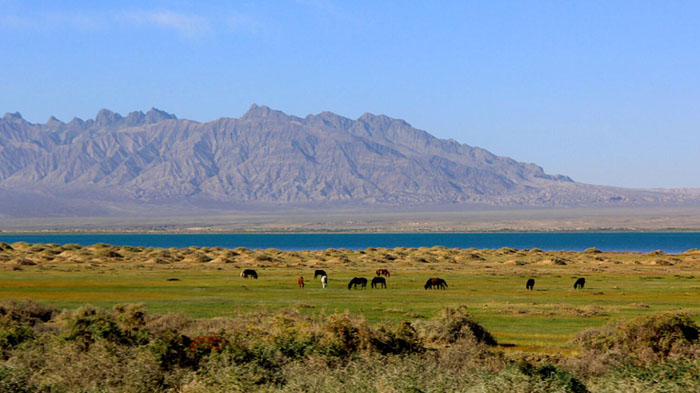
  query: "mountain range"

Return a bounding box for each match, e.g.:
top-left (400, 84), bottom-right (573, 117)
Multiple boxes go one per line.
top-left (1, 105), bottom-right (698, 218)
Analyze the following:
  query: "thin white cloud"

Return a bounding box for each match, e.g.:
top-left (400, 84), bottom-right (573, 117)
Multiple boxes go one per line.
top-left (117, 10), bottom-right (212, 37)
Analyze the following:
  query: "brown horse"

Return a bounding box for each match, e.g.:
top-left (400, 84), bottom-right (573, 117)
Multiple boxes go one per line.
top-left (298, 276), bottom-right (305, 288)
top-left (424, 277), bottom-right (447, 290)
top-left (376, 269), bottom-right (391, 278)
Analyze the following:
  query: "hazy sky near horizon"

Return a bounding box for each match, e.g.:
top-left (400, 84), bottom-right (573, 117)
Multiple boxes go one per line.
top-left (2, 1), bottom-right (699, 188)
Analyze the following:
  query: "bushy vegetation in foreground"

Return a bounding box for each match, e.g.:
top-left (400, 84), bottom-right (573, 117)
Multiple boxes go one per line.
top-left (1, 299), bottom-right (699, 393)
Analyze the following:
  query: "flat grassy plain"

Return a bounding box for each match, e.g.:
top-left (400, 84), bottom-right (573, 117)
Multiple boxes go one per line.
top-left (1, 241), bottom-right (699, 353)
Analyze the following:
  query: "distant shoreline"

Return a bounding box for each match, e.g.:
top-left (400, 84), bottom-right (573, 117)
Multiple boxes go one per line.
top-left (3, 206), bottom-right (700, 234)
top-left (3, 228), bottom-right (700, 235)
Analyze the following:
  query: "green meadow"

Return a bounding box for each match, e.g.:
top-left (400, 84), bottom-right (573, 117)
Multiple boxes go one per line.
top-left (2, 240), bottom-right (699, 353)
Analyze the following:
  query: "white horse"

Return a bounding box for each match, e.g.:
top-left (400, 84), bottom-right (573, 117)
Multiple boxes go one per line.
top-left (321, 275), bottom-right (328, 289)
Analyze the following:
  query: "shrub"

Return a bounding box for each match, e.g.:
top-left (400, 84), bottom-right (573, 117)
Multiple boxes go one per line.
top-left (573, 312), bottom-right (700, 365)
top-left (113, 303), bottom-right (150, 345)
top-left (518, 362), bottom-right (590, 393)
top-left (190, 334), bottom-right (229, 358)
top-left (0, 325), bottom-right (34, 359)
top-left (0, 366), bottom-right (39, 393)
top-left (370, 321), bottom-right (424, 355)
top-left (0, 299), bottom-right (56, 326)
top-left (419, 306), bottom-right (497, 346)
top-left (320, 314), bottom-right (372, 357)
top-left (149, 329), bottom-right (195, 370)
top-left (113, 303), bottom-right (147, 329)
top-left (61, 305), bottom-right (129, 350)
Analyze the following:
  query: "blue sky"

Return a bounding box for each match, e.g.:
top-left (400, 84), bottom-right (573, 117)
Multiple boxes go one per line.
top-left (1, 1), bottom-right (699, 188)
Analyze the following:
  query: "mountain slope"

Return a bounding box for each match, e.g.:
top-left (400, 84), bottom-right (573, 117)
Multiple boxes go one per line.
top-left (0, 105), bottom-right (697, 217)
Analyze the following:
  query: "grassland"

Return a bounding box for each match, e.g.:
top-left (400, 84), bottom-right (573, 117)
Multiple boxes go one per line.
top-left (1, 241), bottom-right (699, 354)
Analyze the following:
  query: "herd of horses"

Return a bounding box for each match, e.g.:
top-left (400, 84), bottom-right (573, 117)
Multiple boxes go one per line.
top-left (241, 268), bottom-right (588, 291)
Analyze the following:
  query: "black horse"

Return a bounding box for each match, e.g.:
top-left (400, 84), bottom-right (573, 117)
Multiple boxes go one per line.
top-left (371, 276), bottom-right (387, 288)
top-left (314, 269), bottom-right (327, 279)
top-left (348, 277), bottom-right (368, 290)
top-left (424, 277), bottom-right (447, 290)
top-left (240, 269), bottom-right (258, 279)
top-left (526, 278), bottom-right (535, 291)
top-left (574, 277), bottom-right (585, 289)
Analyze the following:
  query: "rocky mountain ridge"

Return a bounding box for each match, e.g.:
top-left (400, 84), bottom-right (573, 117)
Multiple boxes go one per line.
top-left (1, 105), bottom-right (698, 217)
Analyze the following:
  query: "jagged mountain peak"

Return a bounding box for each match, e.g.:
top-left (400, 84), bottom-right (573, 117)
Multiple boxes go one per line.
top-left (94, 108), bottom-right (122, 126)
top-left (3, 112), bottom-right (24, 121)
top-left (145, 107), bottom-right (177, 123)
top-left (0, 104), bottom-right (695, 217)
top-left (34, 108), bottom-right (178, 130)
top-left (241, 104), bottom-right (291, 121)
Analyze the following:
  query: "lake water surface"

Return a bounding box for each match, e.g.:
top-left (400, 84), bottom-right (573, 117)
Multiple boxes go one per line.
top-left (1, 232), bottom-right (699, 253)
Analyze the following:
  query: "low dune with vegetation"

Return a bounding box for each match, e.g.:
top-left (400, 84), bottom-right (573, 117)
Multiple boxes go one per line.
top-left (1, 242), bottom-right (700, 392)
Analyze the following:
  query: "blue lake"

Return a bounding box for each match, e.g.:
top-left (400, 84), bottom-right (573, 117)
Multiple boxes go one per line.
top-left (0, 232), bottom-right (699, 253)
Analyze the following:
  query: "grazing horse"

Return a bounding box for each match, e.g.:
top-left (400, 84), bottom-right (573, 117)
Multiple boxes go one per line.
top-left (347, 277), bottom-right (368, 290)
top-left (321, 275), bottom-right (328, 288)
top-left (371, 276), bottom-right (387, 288)
top-left (574, 277), bottom-right (585, 289)
top-left (376, 269), bottom-right (391, 278)
top-left (298, 276), bottom-right (305, 288)
top-left (526, 278), bottom-right (535, 291)
top-left (240, 269), bottom-right (258, 279)
top-left (424, 277), bottom-right (448, 290)
top-left (314, 269), bottom-right (327, 279)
